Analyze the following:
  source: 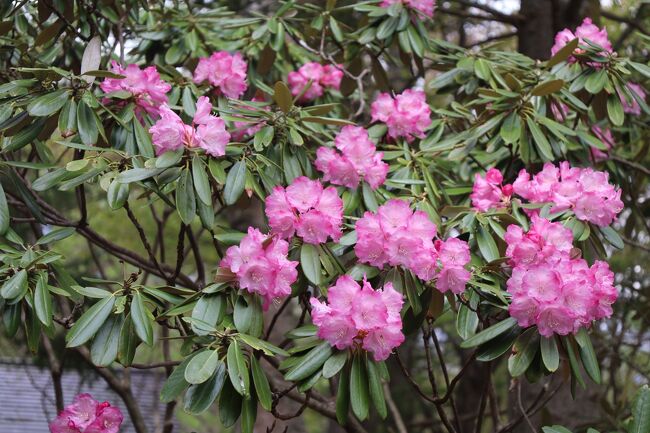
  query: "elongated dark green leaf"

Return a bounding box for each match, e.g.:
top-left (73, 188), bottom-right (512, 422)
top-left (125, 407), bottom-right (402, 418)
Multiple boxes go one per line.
top-left (607, 94), bottom-right (624, 126)
top-left (192, 156), bottom-right (212, 205)
top-left (227, 340), bottom-right (250, 397)
top-left (0, 183), bottom-right (10, 235)
top-left (547, 38), bottom-right (579, 67)
top-left (273, 81), bottom-right (292, 113)
top-left (251, 356), bottom-right (272, 411)
top-left (564, 336), bottom-right (586, 388)
top-left (285, 342), bottom-right (332, 381)
top-left (132, 118), bottom-right (154, 157)
top-left (34, 273), bottom-right (53, 326)
top-left (176, 168), bottom-right (196, 225)
top-left (508, 329), bottom-right (539, 377)
top-left (575, 329), bottom-right (601, 384)
top-left (191, 294), bottom-right (225, 336)
top-left (28, 89), bottom-right (69, 117)
top-left (631, 385), bottom-right (650, 433)
top-left (131, 291), bottom-right (153, 346)
top-left (336, 363), bottom-right (350, 424)
top-left (1, 269), bottom-right (28, 300)
top-left (300, 243), bottom-right (322, 285)
top-left (118, 314), bottom-right (137, 366)
top-left (66, 295), bottom-right (116, 347)
top-left (585, 69), bottom-right (607, 94)
top-left (500, 112), bottom-right (521, 145)
top-left (362, 182), bottom-right (378, 211)
top-left (116, 167), bottom-right (163, 183)
top-left (599, 226), bottom-right (624, 249)
top-left (476, 326), bottom-right (520, 361)
top-left (323, 351), bottom-right (348, 379)
top-left (457, 301), bottom-right (479, 339)
top-left (224, 161), bottom-right (247, 205)
top-left (184, 361), bottom-right (226, 414)
top-left (461, 317), bottom-right (518, 348)
top-left (367, 359), bottom-right (387, 419)
top-left (91, 315), bottom-right (123, 366)
top-left (527, 117), bottom-right (554, 161)
top-left (476, 225), bottom-right (499, 262)
top-left (531, 79), bottom-right (564, 96)
top-left (540, 336), bottom-right (559, 372)
top-left (35, 227), bottom-right (76, 245)
top-left (107, 180), bottom-right (129, 210)
top-left (350, 355), bottom-right (369, 421)
top-left (239, 333), bottom-right (289, 357)
top-left (77, 100), bottom-right (98, 145)
top-left (160, 355), bottom-right (195, 403)
top-left (219, 379), bottom-right (243, 427)
top-left (185, 350), bottom-right (221, 384)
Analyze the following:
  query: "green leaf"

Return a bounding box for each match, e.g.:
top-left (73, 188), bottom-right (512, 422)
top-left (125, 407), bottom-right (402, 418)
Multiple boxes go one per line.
top-left (35, 227), bottom-right (76, 245)
top-left (219, 379), bottom-right (243, 427)
top-left (132, 118), bottom-right (154, 158)
top-left (476, 225), bottom-right (500, 262)
top-left (367, 359), bottom-right (387, 419)
top-left (27, 89), bottom-right (69, 117)
top-left (192, 156), bottom-right (212, 205)
top-left (362, 182), bottom-right (379, 211)
top-left (184, 361), bottom-right (227, 414)
top-left (585, 69), bottom-right (608, 94)
top-left (66, 295), bottom-right (116, 347)
top-left (350, 355), bottom-right (369, 421)
top-left (80, 36), bottom-right (102, 83)
top-left (131, 291), bottom-right (154, 346)
top-left (273, 81), bottom-right (293, 113)
top-left (234, 295), bottom-right (262, 335)
top-left (607, 94), bottom-right (624, 126)
top-left (251, 356), bottom-right (272, 411)
top-left (76, 100), bottom-right (98, 145)
top-left (630, 385), bottom-right (650, 433)
top-left (300, 243), bottom-right (322, 285)
top-left (185, 350), bottom-right (222, 384)
top-left (500, 112), bottom-right (521, 145)
top-left (116, 167), bottom-right (163, 183)
top-left (336, 363), bottom-right (350, 424)
top-left (456, 300), bottom-right (479, 339)
top-left (34, 273), bottom-right (53, 326)
top-left (224, 161), bottom-right (247, 205)
top-left (0, 182), bottom-right (10, 235)
top-left (241, 391), bottom-right (257, 433)
top-left (191, 294), bottom-right (225, 336)
top-left (227, 340), bottom-right (250, 397)
top-left (508, 329), bottom-right (539, 377)
top-left (285, 341), bottom-right (332, 381)
top-left (540, 336), bottom-right (559, 372)
top-left (90, 315), bottom-right (122, 366)
top-left (543, 426), bottom-right (573, 433)
top-left (118, 313), bottom-right (137, 366)
top-left (476, 326), bottom-right (520, 361)
top-left (564, 336), bottom-right (586, 388)
top-left (323, 351), bottom-right (348, 379)
top-left (599, 226), bottom-right (624, 249)
top-left (1, 269), bottom-right (28, 301)
top-left (547, 38), bottom-right (579, 67)
top-left (239, 333), bottom-right (290, 357)
top-left (461, 317), bottom-right (518, 348)
top-left (160, 355), bottom-right (194, 403)
top-left (575, 329), bottom-right (601, 384)
top-left (107, 180), bottom-right (129, 210)
top-left (527, 117), bottom-right (554, 161)
top-left (531, 79), bottom-right (564, 96)
top-left (176, 168), bottom-right (196, 225)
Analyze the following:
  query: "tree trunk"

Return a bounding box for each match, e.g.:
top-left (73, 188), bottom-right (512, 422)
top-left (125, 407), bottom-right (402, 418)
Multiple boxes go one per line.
top-left (518, 0), bottom-right (556, 59)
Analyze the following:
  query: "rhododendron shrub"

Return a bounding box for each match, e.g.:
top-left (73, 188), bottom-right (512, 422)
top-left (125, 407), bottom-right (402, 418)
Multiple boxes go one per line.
top-left (2, 2), bottom-right (649, 433)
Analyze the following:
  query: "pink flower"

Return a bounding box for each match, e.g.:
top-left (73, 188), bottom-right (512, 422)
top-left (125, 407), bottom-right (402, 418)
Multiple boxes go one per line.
top-left (550, 18), bottom-right (613, 63)
top-left (288, 62), bottom-right (343, 102)
top-left (100, 61), bottom-right (171, 118)
top-left (354, 199), bottom-right (471, 292)
top-left (315, 126), bottom-right (388, 189)
top-left (620, 82), bottom-right (646, 116)
top-left (505, 216), bottom-right (618, 337)
top-left (149, 97), bottom-right (230, 156)
top-left (310, 276), bottom-right (404, 361)
top-left (470, 168), bottom-right (513, 212)
top-left (265, 177), bottom-right (343, 244)
top-left (591, 125), bottom-right (615, 162)
top-left (512, 162), bottom-right (622, 227)
top-left (194, 51), bottom-right (248, 99)
top-left (371, 89), bottom-right (431, 141)
top-left (50, 394), bottom-right (123, 433)
top-left (220, 227), bottom-right (298, 308)
top-left (381, 0), bottom-right (435, 17)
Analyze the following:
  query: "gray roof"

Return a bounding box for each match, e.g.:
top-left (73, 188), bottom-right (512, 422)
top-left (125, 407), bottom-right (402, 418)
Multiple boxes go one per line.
top-left (0, 359), bottom-right (166, 433)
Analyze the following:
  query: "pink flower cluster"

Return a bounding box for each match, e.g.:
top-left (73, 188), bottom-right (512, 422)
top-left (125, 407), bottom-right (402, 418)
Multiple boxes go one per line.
top-left (287, 62), bottom-right (343, 101)
top-left (513, 162), bottom-right (623, 227)
top-left (620, 82), bottom-right (646, 116)
top-left (193, 51), bottom-right (248, 99)
top-left (221, 227), bottom-right (298, 308)
top-left (381, 0), bottom-right (435, 18)
top-left (100, 61), bottom-right (171, 118)
top-left (505, 215), bottom-right (617, 337)
top-left (470, 168), bottom-right (514, 212)
top-left (315, 126), bottom-right (388, 190)
top-left (265, 176), bottom-right (343, 244)
top-left (371, 89), bottom-right (431, 141)
top-left (310, 275), bottom-right (404, 361)
top-left (149, 96), bottom-right (230, 156)
top-left (355, 199), bottom-right (471, 292)
top-left (551, 18), bottom-right (613, 62)
top-left (49, 394), bottom-right (123, 433)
